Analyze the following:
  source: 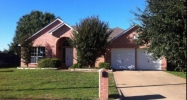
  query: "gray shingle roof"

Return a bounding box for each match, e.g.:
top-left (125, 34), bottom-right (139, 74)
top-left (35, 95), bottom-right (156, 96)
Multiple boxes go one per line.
top-left (108, 27), bottom-right (125, 41)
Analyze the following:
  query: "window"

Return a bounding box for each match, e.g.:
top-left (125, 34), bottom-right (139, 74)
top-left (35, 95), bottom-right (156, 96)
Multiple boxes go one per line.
top-left (133, 34), bottom-right (139, 40)
top-left (31, 47), bottom-right (45, 63)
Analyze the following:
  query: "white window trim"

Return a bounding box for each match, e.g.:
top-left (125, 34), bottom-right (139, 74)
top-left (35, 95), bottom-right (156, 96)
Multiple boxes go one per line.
top-left (31, 47), bottom-right (45, 63)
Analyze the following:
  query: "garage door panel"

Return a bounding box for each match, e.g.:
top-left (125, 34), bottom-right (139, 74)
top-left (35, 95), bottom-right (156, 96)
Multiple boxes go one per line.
top-left (137, 49), bottom-right (161, 70)
top-left (111, 48), bottom-right (135, 70)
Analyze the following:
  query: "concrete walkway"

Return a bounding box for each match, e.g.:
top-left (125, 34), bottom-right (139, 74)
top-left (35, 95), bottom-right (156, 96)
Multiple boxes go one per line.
top-left (113, 71), bottom-right (186, 100)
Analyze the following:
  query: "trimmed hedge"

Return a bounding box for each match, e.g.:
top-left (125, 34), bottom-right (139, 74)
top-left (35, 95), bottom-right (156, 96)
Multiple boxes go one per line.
top-left (37, 58), bottom-right (61, 68)
top-left (70, 63), bottom-right (82, 68)
top-left (99, 62), bottom-right (110, 69)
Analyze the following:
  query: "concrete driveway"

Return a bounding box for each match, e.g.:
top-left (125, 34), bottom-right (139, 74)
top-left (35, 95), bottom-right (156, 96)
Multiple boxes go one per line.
top-left (113, 71), bottom-right (186, 100)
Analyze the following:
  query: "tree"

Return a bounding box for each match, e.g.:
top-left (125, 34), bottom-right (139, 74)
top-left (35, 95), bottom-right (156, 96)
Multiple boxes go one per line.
top-left (20, 34), bottom-right (33, 67)
top-left (69, 16), bottom-right (113, 67)
top-left (1, 49), bottom-right (10, 54)
top-left (9, 10), bottom-right (56, 55)
top-left (132, 0), bottom-right (186, 71)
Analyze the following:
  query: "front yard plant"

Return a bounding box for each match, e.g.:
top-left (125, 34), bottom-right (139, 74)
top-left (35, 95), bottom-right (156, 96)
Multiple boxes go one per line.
top-left (37, 58), bottom-right (61, 68)
top-left (70, 63), bottom-right (82, 68)
top-left (0, 68), bottom-right (118, 99)
top-left (99, 62), bottom-right (110, 69)
top-left (69, 16), bottom-right (113, 67)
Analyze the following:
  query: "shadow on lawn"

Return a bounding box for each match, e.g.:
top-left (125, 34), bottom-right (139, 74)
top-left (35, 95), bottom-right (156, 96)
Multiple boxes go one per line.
top-left (0, 70), bottom-right (14, 72)
top-left (1, 98), bottom-right (94, 100)
top-left (0, 86), bottom-right (118, 99)
top-left (108, 94), bottom-right (120, 99)
top-left (0, 86), bottom-right (116, 91)
top-left (0, 66), bottom-right (17, 69)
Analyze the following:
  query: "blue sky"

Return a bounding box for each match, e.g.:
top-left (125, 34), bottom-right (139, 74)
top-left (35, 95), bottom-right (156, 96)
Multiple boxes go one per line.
top-left (0, 0), bottom-right (146, 51)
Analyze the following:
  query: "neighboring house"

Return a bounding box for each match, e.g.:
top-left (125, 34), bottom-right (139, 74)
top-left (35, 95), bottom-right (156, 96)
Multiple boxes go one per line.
top-left (21, 18), bottom-right (167, 70)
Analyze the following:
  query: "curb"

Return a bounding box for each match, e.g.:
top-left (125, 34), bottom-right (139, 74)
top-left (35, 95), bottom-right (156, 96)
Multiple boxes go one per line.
top-left (17, 67), bottom-right (57, 70)
top-left (69, 68), bottom-right (113, 72)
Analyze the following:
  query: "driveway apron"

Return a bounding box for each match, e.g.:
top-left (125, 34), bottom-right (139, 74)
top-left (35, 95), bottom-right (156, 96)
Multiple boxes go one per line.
top-left (113, 71), bottom-right (186, 100)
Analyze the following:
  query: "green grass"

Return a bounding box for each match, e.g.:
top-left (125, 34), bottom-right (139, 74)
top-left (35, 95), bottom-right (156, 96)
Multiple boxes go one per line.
top-left (166, 71), bottom-right (186, 79)
top-left (0, 68), bottom-right (119, 100)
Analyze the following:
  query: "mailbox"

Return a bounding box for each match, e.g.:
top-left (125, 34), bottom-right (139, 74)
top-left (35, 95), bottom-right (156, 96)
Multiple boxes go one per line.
top-left (99, 68), bottom-right (108, 99)
top-left (102, 71), bottom-right (108, 77)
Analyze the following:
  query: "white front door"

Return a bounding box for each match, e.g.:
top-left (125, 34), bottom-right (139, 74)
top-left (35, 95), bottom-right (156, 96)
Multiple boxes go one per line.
top-left (137, 49), bottom-right (161, 70)
top-left (111, 48), bottom-right (135, 70)
top-left (65, 48), bottom-right (73, 67)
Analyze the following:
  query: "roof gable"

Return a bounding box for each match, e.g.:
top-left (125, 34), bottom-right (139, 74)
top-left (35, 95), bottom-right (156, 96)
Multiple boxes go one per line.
top-left (111, 25), bottom-right (138, 41)
top-left (27, 18), bottom-right (63, 40)
top-left (108, 27), bottom-right (125, 41)
top-left (27, 18), bottom-right (75, 40)
top-left (49, 23), bottom-right (74, 35)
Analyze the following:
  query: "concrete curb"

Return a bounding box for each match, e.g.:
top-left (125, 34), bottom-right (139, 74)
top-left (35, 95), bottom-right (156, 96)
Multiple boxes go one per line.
top-left (17, 67), bottom-right (57, 70)
top-left (69, 68), bottom-right (112, 72)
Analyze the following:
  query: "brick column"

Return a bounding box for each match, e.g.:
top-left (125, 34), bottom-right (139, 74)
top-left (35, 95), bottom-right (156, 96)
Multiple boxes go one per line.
top-left (99, 68), bottom-right (108, 100)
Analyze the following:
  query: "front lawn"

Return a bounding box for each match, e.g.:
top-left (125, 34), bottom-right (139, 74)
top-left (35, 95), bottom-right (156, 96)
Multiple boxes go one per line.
top-left (166, 71), bottom-right (186, 79)
top-left (0, 68), bottom-right (119, 99)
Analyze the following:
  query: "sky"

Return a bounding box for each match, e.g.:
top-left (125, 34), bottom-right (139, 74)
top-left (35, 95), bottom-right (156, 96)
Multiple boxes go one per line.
top-left (0, 0), bottom-right (146, 51)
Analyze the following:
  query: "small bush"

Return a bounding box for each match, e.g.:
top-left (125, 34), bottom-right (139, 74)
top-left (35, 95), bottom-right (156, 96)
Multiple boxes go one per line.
top-left (99, 62), bottom-right (110, 69)
top-left (38, 58), bottom-right (61, 68)
top-left (52, 58), bottom-right (61, 67)
top-left (70, 63), bottom-right (82, 68)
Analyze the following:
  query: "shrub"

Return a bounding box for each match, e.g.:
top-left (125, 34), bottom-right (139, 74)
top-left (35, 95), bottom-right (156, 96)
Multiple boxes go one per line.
top-left (37, 58), bottom-right (61, 68)
top-left (99, 62), bottom-right (110, 69)
top-left (70, 63), bottom-right (82, 68)
top-left (52, 58), bottom-right (61, 67)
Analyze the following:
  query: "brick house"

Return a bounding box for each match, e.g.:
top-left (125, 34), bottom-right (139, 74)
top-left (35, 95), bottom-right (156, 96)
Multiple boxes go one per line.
top-left (21, 18), bottom-right (167, 70)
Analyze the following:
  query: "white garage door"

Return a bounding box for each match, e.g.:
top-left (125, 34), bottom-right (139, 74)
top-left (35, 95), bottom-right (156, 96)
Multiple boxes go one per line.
top-left (111, 48), bottom-right (135, 70)
top-left (137, 49), bottom-right (161, 70)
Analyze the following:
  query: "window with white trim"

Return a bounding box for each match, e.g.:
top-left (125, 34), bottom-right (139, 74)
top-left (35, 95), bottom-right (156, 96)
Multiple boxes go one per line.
top-left (31, 47), bottom-right (45, 63)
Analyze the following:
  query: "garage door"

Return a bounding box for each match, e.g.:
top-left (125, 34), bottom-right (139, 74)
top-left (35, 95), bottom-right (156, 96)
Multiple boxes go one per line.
top-left (137, 49), bottom-right (161, 70)
top-left (111, 48), bottom-right (135, 70)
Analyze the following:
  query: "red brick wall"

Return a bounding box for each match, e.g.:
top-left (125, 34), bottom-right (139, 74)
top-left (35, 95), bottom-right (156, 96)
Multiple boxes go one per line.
top-left (108, 27), bottom-right (137, 48)
top-left (99, 69), bottom-right (108, 100)
top-left (21, 20), bottom-right (73, 67)
top-left (104, 27), bottom-right (137, 64)
top-left (161, 57), bottom-right (167, 70)
top-left (104, 27), bottom-right (167, 70)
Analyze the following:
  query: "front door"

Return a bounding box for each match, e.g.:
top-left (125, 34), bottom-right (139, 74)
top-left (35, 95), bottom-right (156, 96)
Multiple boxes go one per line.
top-left (65, 48), bottom-right (73, 67)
